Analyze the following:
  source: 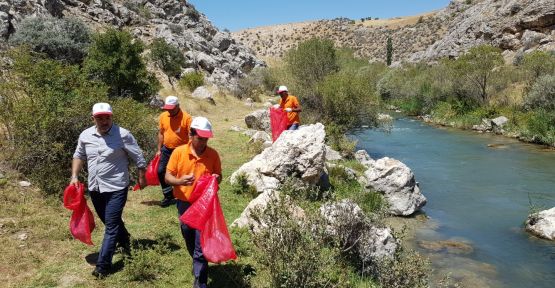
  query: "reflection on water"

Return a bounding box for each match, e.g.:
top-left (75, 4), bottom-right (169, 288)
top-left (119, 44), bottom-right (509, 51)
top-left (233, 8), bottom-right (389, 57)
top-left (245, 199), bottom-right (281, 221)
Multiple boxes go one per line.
top-left (354, 117), bottom-right (555, 288)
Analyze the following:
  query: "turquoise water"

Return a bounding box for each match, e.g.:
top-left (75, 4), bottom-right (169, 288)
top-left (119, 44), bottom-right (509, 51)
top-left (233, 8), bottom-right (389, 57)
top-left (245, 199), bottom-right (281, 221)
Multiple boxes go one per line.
top-left (354, 117), bottom-right (555, 287)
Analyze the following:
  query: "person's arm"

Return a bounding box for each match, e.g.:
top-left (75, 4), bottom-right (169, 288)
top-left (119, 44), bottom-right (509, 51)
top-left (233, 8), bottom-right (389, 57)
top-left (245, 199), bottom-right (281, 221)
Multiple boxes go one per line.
top-left (122, 132), bottom-right (147, 188)
top-left (165, 172), bottom-right (195, 186)
top-left (212, 151), bottom-right (223, 184)
top-left (157, 129), bottom-right (164, 155)
top-left (293, 97), bottom-right (302, 112)
top-left (70, 158), bottom-right (84, 187)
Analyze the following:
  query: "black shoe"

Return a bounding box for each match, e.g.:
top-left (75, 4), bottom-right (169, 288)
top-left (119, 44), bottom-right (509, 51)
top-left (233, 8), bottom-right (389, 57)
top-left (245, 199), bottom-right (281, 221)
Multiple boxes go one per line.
top-left (92, 267), bottom-right (109, 279)
top-left (193, 278), bottom-right (207, 288)
top-left (160, 197), bottom-right (175, 207)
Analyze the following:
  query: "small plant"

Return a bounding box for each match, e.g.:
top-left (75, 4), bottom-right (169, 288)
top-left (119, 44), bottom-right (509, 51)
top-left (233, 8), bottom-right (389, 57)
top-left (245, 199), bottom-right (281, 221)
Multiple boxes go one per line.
top-left (231, 173), bottom-right (258, 198)
top-left (123, 242), bottom-right (171, 282)
top-left (179, 71), bottom-right (204, 91)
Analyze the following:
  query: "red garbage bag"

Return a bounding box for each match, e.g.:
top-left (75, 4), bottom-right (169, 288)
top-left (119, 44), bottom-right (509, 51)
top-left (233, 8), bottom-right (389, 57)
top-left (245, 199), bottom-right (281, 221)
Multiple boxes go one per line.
top-left (133, 154), bottom-right (160, 191)
top-left (180, 175), bottom-right (238, 263)
top-left (63, 183), bottom-right (95, 245)
top-left (270, 107), bottom-right (288, 142)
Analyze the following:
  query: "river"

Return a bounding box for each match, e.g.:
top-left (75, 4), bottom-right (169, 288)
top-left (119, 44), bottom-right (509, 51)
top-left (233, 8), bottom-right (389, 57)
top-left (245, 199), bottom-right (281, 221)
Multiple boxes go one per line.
top-left (354, 116), bottom-right (555, 287)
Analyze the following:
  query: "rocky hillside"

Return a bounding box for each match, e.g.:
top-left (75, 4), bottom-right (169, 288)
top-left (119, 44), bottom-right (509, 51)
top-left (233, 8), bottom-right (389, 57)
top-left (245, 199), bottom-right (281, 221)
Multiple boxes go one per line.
top-left (0, 0), bottom-right (264, 89)
top-left (233, 0), bottom-right (554, 64)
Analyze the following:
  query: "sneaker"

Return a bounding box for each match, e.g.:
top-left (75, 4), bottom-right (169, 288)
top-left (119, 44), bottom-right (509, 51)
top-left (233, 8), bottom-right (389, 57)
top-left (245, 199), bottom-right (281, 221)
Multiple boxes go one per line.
top-left (160, 197), bottom-right (175, 207)
top-left (92, 267), bottom-right (109, 279)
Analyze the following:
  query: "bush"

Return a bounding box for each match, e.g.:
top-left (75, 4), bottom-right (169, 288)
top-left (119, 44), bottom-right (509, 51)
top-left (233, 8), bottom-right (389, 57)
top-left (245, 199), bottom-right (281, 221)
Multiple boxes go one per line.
top-left (0, 48), bottom-right (158, 195)
top-left (123, 241), bottom-right (171, 281)
top-left (9, 16), bottom-right (90, 64)
top-left (522, 109), bottom-right (555, 145)
top-left (179, 71), bottom-right (204, 91)
top-left (250, 196), bottom-right (346, 288)
top-left (233, 67), bottom-right (269, 101)
top-left (524, 75), bottom-right (555, 111)
top-left (325, 123), bottom-right (358, 157)
top-left (230, 173), bottom-right (258, 198)
top-left (373, 247), bottom-right (431, 288)
top-left (83, 29), bottom-right (160, 102)
top-left (521, 50), bottom-right (555, 81)
top-left (149, 38), bottom-right (186, 82)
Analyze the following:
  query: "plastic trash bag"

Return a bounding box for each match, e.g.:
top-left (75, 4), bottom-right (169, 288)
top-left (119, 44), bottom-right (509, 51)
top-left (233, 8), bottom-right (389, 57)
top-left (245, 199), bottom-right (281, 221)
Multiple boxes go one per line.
top-left (133, 154), bottom-right (160, 191)
top-left (63, 183), bottom-right (95, 245)
top-left (270, 107), bottom-right (288, 142)
top-left (180, 175), bottom-right (238, 263)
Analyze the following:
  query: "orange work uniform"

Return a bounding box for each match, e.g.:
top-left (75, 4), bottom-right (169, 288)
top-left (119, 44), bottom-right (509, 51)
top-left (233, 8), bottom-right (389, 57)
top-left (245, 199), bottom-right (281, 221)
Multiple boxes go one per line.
top-left (279, 95), bottom-right (301, 125)
top-left (166, 143), bottom-right (222, 202)
top-left (159, 110), bottom-right (192, 149)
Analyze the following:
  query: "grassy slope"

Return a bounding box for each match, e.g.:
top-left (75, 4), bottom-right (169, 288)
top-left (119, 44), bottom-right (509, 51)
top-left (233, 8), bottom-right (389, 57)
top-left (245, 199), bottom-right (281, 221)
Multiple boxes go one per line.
top-left (0, 89), bottom-right (267, 288)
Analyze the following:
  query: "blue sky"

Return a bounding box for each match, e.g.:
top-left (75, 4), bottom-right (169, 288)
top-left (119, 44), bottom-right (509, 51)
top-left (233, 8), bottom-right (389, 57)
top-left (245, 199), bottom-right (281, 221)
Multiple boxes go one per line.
top-left (188, 0), bottom-right (451, 31)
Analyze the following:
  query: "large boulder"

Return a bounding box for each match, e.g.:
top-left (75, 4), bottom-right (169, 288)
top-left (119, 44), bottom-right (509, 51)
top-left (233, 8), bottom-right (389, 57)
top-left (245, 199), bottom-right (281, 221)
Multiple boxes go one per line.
top-left (364, 157), bottom-right (426, 216)
top-left (191, 86), bottom-right (213, 100)
top-left (244, 108), bottom-right (270, 133)
top-left (526, 207), bottom-right (555, 241)
top-left (231, 123), bottom-right (327, 193)
top-left (231, 190), bottom-right (304, 232)
top-left (320, 200), bottom-right (397, 264)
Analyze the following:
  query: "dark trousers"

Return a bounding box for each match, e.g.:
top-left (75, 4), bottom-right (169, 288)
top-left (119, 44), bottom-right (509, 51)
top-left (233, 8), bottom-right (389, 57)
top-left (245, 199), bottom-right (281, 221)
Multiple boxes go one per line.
top-left (158, 145), bottom-right (175, 200)
top-left (90, 188), bottom-right (129, 271)
top-left (287, 123), bottom-right (299, 130)
top-left (177, 200), bottom-right (208, 284)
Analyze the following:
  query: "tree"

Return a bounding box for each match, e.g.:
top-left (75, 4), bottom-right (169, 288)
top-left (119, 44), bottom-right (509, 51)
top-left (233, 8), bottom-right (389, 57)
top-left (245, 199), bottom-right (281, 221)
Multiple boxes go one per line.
top-left (149, 38), bottom-right (186, 85)
top-left (9, 16), bottom-right (90, 64)
top-left (452, 45), bottom-right (503, 103)
top-left (83, 29), bottom-right (160, 102)
top-left (285, 38), bottom-right (339, 91)
top-left (521, 50), bottom-right (555, 81)
top-left (386, 36), bottom-right (393, 66)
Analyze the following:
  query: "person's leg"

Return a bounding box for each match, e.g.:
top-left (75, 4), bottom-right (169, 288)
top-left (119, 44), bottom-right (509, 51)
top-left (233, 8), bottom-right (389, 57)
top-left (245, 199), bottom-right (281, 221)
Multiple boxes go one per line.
top-left (96, 188), bottom-right (128, 272)
top-left (176, 200), bottom-right (208, 286)
top-left (287, 123), bottom-right (299, 130)
top-left (90, 190), bottom-right (106, 224)
top-left (157, 145), bottom-right (175, 205)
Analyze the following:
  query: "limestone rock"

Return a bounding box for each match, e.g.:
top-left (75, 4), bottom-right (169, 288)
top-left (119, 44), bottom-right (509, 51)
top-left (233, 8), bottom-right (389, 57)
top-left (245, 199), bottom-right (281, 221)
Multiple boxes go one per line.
top-left (325, 145), bottom-right (342, 161)
top-left (244, 109), bottom-right (270, 132)
top-left (231, 123), bottom-right (327, 193)
top-left (249, 131), bottom-right (271, 144)
top-left (355, 150), bottom-right (374, 167)
top-left (320, 200), bottom-right (397, 263)
top-left (18, 181), bottom-right (31, 187)
top-left (526, 207), bottom-right (555, 241)
top-left (364, 157), bottom-right (426, 216)
top-left (191, 86), bottom-right (213, 100)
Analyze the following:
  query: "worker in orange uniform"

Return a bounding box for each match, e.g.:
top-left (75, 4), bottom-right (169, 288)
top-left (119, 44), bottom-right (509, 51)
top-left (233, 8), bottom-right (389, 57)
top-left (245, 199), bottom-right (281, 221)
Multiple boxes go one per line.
top-left (165, 116), bottom-right (222, 288)
top-left (157, 96), bottom-right (192, 207)
top-left (277, 85), bottom-right (302, 130)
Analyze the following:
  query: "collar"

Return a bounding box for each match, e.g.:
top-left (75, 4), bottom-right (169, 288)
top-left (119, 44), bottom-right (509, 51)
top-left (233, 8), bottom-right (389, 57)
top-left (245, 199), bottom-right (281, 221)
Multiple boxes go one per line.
top-left (92, 124), bottom-right (114, 136)
top-left (168, 109), bottom-right (182, 118)
top-left (186, 142), bottom-right (207, 159)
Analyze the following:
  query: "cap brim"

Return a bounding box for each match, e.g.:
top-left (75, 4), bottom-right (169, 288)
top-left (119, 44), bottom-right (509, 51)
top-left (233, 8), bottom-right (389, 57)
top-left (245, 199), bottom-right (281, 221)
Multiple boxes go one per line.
top-left (195, 129), bottom-right (213, 138)
top-left (93, 112), bottom-right (113, 116)
top-left (163, 104), bottom-right (177, 110)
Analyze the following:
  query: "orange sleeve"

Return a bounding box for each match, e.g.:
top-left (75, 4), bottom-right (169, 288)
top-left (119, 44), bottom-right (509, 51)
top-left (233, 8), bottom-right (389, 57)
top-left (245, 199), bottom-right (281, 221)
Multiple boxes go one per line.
top-left (293, 97), bottom-right (299, 108)
top-left (166, 148), bottom-right (179, 174)
top-left (184, 113), bottom-right (192, 132)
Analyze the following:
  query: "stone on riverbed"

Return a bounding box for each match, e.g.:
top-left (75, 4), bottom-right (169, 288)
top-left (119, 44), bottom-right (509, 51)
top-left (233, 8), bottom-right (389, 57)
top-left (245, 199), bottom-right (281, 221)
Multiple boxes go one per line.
top-left (525, 207), bottom-right (555, 241)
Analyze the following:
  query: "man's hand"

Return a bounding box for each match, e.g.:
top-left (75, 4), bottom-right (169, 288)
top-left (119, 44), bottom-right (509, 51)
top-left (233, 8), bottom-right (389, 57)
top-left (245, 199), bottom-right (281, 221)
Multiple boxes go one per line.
top-left (138, 174), bottom-right (147, 189)
top-left (285, 108), bottom-right (293, 112)
top-left (179, 174), bottom-right (195, 186)
top-left (70, 176), bottom-right (80, 188)
top-left (273, 104), bottom-right (280, 109)
top-left (212, 173), bottom-right (221, 184)
top-left (155, 150), bottom-right (161, 156)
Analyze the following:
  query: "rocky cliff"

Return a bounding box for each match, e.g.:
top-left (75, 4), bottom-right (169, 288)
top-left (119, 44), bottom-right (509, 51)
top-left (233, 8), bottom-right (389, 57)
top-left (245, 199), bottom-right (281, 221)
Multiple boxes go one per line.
top-left (233, 0), bottom-right (554, 64)
top-left (0, 0), bottom-right (264, 89)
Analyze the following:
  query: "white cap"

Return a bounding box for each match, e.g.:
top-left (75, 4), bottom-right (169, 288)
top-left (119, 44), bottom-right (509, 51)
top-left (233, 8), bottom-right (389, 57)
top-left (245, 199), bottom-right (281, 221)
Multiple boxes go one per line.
top-left (92, 103), bottom-right (113, 116)
top-left (191, 116), bottom-right (213, 138)
top-left (277, 85), bottom-right (288, 93)
top-left (163, 96), bottom-right (179, 110)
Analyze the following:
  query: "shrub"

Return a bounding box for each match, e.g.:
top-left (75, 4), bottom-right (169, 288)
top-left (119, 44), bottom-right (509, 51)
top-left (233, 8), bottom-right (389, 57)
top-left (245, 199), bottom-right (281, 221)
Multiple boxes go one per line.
top-left (149, 38), bottom-right (186, 82)
top-left (230, 173), bottom-right (258, 198)
top-left (524, 75), bottom-right (555, 111)
top-left (83, 29), bottom-right (160, 102)
top-left (179, 71), bottom-right (204, 91)
top-left (0, 48), bottom-right (158, 195)
top-left (521, 50), bottom-right (555, 81)
top-left (250, 196), bottom-right (346, 288)
top-left (233, 67), bottom-right (268, 101)
top-left (372, 247), bottom-right (431, 288)
top-left (123, 242), bottom-right (171, 281)
top-left (522, 109), bottom-right (555, 145)
top-left (9, 16), bottom-right (90, 64)
top-left (325, 123), bottom-right (358, 158)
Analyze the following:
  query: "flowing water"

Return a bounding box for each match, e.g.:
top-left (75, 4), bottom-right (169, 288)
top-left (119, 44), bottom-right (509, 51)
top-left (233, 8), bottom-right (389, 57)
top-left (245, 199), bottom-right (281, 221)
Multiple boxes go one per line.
top-left (354, 116), bottom-right (555, 287)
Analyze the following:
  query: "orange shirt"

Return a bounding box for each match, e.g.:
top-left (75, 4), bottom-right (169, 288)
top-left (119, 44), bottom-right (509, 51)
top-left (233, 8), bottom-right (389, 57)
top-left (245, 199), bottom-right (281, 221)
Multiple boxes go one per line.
top-left (159, 110), bottom-right (192, 149)
top-left (279, 95), bottom-right (301, 125)
top-left (166, 143), bottom-right (222, 202)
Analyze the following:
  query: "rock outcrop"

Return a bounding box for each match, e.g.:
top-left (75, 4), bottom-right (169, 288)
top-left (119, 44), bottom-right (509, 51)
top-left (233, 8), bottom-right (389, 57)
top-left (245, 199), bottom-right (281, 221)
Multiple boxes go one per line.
top-left (363, 157), bottom-right (426, 216)
top-left (1, 0), bottom-right (264, 89)
top-left (230, 123), bottom-right (327, 193)
top-left (526, 207), bottom-right (555, 241)
top-left (320, 200), bottom-right (397, 264)
top-left (244, 108), bottom-right (270, 133)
